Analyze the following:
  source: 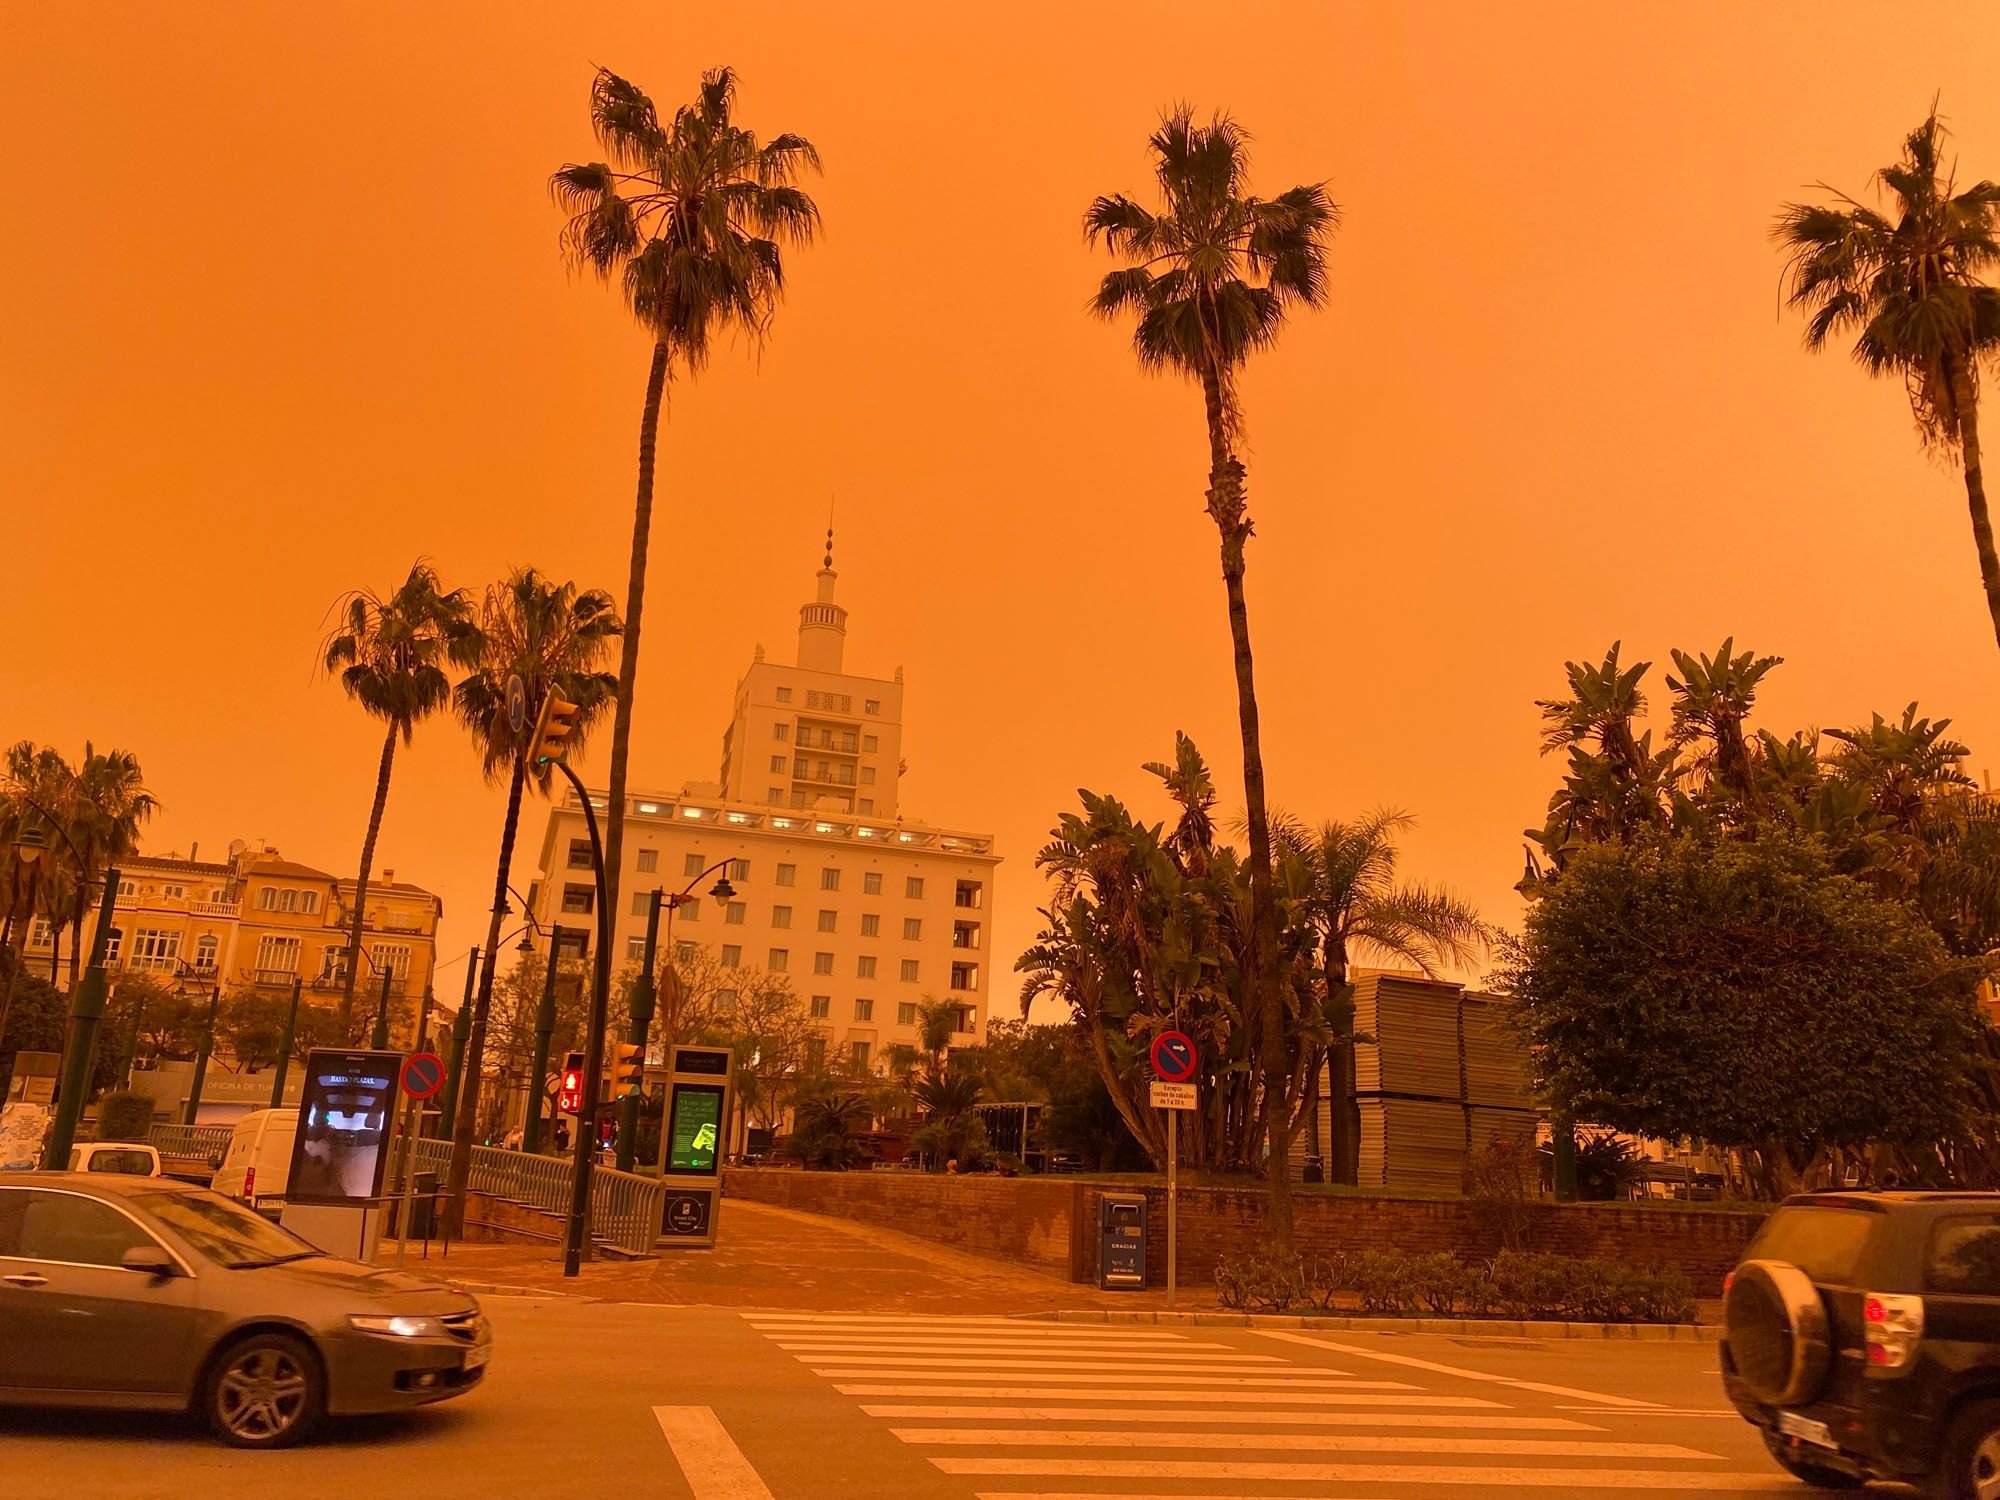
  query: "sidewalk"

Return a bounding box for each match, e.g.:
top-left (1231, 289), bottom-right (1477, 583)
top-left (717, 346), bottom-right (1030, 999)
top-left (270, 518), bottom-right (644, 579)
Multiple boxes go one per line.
top-left (392, 1198), bottom-right (1204, 1314)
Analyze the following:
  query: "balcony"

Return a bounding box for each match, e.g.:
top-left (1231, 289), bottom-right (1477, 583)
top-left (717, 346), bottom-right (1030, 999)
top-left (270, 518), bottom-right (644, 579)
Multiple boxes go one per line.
top-left (251, 968), bottom-right (299, 987)
top-left (177, 959), bottom-right (219, 981)
top-left (127, 955), bottom-right (180, 974)
top-left (190, 900), bottom-right (239, 918)
top-left (792, 761), bottom-right (857, 787)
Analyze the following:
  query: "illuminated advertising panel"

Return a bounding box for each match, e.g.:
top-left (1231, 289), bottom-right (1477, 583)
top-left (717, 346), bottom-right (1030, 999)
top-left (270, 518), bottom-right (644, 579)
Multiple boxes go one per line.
top-left (666, 1084), bottom-right (724, 1175)
top-left (285, 1048), bottom-right (399, 1205)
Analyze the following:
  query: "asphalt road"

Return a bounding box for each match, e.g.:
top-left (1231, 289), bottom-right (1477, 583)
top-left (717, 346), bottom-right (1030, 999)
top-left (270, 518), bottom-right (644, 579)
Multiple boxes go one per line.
top-left (0, 1299), bottom-right (1806, 1499)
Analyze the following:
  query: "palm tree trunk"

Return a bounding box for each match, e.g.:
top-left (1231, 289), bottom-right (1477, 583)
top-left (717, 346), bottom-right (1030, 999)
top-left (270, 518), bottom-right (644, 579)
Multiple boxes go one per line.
top-left (1196, 359), bottom-right (1294, 1245)
top-left (1949, 358), bottom-right (2000, 652)
top-left (49, 919), bottom-right (60, 986)
top-left (69, 910), bottom-right (83, 989)
top-left (338, 726), bottom-right (398, 1035)
top-left (444, 753), bottom-right (527, 1238)
top-left (601, 339), bottom-right (671, 935)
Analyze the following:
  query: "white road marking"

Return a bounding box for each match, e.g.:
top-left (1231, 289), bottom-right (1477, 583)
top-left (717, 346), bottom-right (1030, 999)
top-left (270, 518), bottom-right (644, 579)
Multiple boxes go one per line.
top-left (1257, 1330), bottom-right (1666, 1408)
top-left (750, 1312), bottom-right (1085, 1325)
top-left (1556, 1405), bottom-right (1740, 1417)
top-left (798, 1355), bottom-right (1287, 1373)
top-left (947, 1460), bottom-right (1794, 1487)
top-left (835, 1382), bottom-right (1424, 1401)
top-left (775, 1341), bottom-right (1277, 1359)
top-left (860, 1403), bottom-right (1597, 1430)
top-left (749, 1320), bottom-right (1199, 1340)
top-left (893, 1427), bottom-right (1713, 1458)
top-left (652, 1406), bottom-right (777, 1500)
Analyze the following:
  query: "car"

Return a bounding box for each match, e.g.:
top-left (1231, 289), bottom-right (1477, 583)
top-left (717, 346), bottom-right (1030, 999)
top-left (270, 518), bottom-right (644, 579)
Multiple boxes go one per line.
top-left (1722, 1190), bottom-right (2000, 1497)
top-left (66, 1142), bottom-right (162, 1176)
top-left (0, 1173), bottom-right (490, 1447)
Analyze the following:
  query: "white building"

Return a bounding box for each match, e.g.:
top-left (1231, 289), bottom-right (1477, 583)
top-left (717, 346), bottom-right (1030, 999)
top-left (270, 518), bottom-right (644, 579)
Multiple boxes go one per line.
top-left (526, 539), bottom-right (999, 1073)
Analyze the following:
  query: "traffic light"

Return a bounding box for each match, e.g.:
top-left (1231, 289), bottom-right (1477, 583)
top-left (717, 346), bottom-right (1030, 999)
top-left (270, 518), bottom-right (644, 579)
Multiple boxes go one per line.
top-left (611, 1042), bottom-right (644, 1098)
top-left (531, 690), bottom-right (582, 766)
top-left (557, 1050), bottom-right (585, 1115)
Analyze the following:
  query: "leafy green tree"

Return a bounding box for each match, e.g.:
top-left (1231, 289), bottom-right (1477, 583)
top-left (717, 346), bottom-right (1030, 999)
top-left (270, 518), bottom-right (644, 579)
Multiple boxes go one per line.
top-left (551, 65), bottom-right (821, 930)
top-left (94, 1089), bottom-right (155, 1142)
top-left (445, 568), bottom-right (620, 1234)
top-left (783, 1088), bottom-right (868, 1170)
top-left (1776, 110), bottom-right (2000, 650)
top-left (1086, 109), bottom-right (1338, 1244)
top-left (1503, 832), bottom-right (1983, 1196)
top-left (216, 991), bottom-right (292, 1070)
top-left (0, 948), bottom-right (120, 1097)
top-left (322, 561), bottom-right (477, 1032)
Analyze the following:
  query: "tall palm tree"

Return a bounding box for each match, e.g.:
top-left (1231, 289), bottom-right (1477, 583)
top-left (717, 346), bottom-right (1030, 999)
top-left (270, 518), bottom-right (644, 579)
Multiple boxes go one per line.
top-left (551, 65), bottom-right (821, 925)
top-left (1776, 110), bottom-right (2000, 650)
top-left (443, 569), bottom-right (620, 1234)
top-left (1273, 809), bottom-right (1487, 1184)
top-left (58, 745), bottom-right (156, 987)
top-left (1086, 108), bottom-right (1337, 1243)
top-left (321, 561), bottom-right (477, 1033)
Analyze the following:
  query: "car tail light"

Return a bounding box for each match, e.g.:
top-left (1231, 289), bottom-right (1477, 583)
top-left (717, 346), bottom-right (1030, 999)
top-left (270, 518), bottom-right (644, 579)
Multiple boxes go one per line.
top-left (243, 1166), bottom-right (256, 1202)
top-left (1863, 1292), bottom-right (1924, 1372)
top-left (1723, 1270), bottom-right (1735, 1294)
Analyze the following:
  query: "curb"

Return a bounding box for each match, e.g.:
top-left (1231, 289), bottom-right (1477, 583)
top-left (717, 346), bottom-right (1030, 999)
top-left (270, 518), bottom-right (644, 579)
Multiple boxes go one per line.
top-left (1023, 1308), bottom-right (1720, 1342)
top-left (441, 1279), bottom-right (577, 1299)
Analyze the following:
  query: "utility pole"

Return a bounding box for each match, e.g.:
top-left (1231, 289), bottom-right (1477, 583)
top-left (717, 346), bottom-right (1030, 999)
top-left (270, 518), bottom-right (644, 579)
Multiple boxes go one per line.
top-left (182, 986), bottom-right (223, 1126)
top-left (44, 870), bottom-right (120, 1169)
top-left (120, 984), bottom-right (148, 1089)
top-left (437, 948), bottom-right (477, 1138)
top-left (542, 760), bottom-right (610, 1276)
top-left (523, 926), bottom-right (565, 1155)
top-left (269, 978), bottom-right (302, 1109)
top-left (616, 893), bottom-right (662, 1173)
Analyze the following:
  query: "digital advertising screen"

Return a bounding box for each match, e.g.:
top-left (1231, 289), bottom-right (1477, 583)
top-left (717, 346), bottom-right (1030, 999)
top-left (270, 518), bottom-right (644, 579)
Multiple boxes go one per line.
top-left (666, 1084), bottom-right (724, 1174)
top-left (285, 1049), bottom-right (399, 1205)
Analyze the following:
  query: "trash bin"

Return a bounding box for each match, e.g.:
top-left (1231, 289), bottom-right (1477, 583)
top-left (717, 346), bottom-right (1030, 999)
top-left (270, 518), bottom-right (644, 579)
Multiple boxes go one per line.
top-left (411, 1171), bottom-right (438, 1238)
top-left (1097, 1192), bottom-right (1147, 1290)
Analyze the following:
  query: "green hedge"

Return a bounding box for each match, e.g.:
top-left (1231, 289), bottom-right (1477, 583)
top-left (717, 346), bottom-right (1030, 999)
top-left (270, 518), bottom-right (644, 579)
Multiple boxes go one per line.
top-left (1214, 1246), bottom-right (1696, 1324)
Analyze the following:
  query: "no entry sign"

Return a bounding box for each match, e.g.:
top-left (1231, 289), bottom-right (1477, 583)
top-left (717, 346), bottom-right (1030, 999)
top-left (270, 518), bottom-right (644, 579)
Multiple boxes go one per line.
top-left (400, 1051), bottom-right (446, 1101)
top-left (1150, 1030), bottom-right (1198, 1084)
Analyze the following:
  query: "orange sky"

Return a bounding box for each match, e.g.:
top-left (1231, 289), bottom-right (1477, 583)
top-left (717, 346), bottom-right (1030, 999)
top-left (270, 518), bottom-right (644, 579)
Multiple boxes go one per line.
top-left (6, 5), bottom-right (2000, 1010)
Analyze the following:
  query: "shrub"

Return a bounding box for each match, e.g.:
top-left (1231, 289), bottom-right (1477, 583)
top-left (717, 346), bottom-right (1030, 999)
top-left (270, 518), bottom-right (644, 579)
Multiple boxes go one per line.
top-left (1463, 1136), bottom-right (1538, 1250)
top-left (1213, 1245), bottom-right (1305, 1311)
top-left (94, 1090), bottom-right (155, 1143)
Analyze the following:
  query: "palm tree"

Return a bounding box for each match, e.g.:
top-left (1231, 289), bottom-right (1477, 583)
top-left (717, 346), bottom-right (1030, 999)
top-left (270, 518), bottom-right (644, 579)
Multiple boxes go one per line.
top-left (443, 569), bottom-right (620, 1234)
top-left (1273, 809), bottom-right (1487, 1184)
top-left (1776, 110), bottom-right (2000, 650)
top-left (551, 65), bottom-right (821, 925)
top-left (1664, 639), bottom-right (1782, 816)
top-left (58, 745), bottom-right (156, 987)
top-left (321, 561), bottom-right (477, 1033)
top-left (1086, 108), bottom-right (1337, 1243)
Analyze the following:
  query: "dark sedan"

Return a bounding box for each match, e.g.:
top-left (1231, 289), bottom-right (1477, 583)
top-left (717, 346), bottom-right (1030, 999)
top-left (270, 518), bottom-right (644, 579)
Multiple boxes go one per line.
top-left (0, 1174), bottom-right (490, 1447)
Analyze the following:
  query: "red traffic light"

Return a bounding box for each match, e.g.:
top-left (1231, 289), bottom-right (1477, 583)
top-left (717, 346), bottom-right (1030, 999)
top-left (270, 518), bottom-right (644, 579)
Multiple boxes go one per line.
top-left (558, 1067), bottom-right (583, 1115)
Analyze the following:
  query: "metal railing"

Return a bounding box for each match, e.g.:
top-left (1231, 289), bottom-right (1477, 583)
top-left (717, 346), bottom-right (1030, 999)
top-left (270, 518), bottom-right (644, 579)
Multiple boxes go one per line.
top-left (149, 1123), bottom-right (235, 1161)
top-left (407, 1138), bottom-right (663, 1255)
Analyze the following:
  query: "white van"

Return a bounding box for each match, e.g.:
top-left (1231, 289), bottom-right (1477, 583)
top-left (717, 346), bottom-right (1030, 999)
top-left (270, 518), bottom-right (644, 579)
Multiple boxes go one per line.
top-left (210, 1107), bottom-right (298, 1203)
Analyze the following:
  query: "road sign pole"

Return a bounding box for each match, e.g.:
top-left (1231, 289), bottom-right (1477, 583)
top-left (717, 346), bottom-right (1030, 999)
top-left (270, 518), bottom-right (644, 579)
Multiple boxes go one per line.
top-left (393, 1090), bottom-right (419, 1268)
top-left (1167, 1105), bottom-right (1178, 1309)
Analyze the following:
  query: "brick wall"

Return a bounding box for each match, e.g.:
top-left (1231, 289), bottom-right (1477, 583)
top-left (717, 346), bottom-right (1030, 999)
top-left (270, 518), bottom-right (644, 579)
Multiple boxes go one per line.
top-left (726, 1167), bottom-right (1764, 1288)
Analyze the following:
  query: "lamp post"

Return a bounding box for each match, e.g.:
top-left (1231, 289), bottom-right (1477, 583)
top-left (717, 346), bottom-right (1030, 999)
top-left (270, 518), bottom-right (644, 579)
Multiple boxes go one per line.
top-left (120, 983), bottom-right (148, 1089)
top-left (183, 984), bottom-right (223, 1126)
top-left (523, 924), bottom-right (566, 1156)
top-left (617, 862), bottom-right (735, 1173)
top-left (268, 977), bottom-right (303, 1108)
top-left (437, 947), bottom-right (478, 1139)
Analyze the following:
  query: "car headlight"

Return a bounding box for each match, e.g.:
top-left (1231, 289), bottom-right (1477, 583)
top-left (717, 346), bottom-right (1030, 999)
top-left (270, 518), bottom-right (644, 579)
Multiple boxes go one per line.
top-left (349, 1314), bottom-right (449, 1338)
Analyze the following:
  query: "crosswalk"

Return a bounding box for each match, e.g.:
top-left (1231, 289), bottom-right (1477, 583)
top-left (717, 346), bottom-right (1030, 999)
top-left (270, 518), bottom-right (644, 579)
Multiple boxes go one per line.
top-left (742, 1311), bottom-right (1791, 1497)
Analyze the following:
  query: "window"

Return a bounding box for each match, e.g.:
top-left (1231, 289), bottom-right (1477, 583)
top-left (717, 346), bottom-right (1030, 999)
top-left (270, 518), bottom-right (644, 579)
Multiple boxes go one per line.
top-left (820, 868), bottom-right (841, 892)
top-left (299, 891), bottom-right (321, 915)
top-left (725, 902), bottom-right (746, 925)
top-left (863, 735), bottom-right (878, 752)
top-left (254, 934), bottom-right (300, 975)
top-left (773, 723), bottom-right (790, 742)
top-left (555, 930), bottom-right (589, 960)
top-left (789, 789), bottom-right (809, 808)
top-left (776, 863), bottom-right (796, 887)
top-left (768, 948), bottom-right (789, 972)
top-left (627, 936), bottom-right (647, 961)
top-left (861, 767), bottom-right (877, 785)
top-left (853, 999), bottom-right (874, 1022)
top-left (770, 754), bottom-right (787, 773)
top-left (115, 878), bottom-right (137, 899)
top-left (278, 889), bottom-right (298, 913)
top-left (900, 959), bottom-right (920, 983)
top-left (731, 859), bottom-right (750, 880)
top-left (813, 952), bottom-right (833, 975)
top-left (951, 962), bottom-right (978, 992)
top-left (864, 699), bottom-right (880, 715)
top-left (562, 884), bottom-right (594, 914)
top-left (859, 800), bottom-right (874, 814)
top-left (162, 883), bottom-right (185, 900)
top-left (1929, 1217), bottom-right (2000, 1294)
top-left (861, 914), bottom-right (881, 938)
top-left (775, 686), bottom-right (793, 703)
top-left (817, 910), bottom-right (838, 933)
top-left (721, 945), bottom-right (742, 968)
top-left (850, 1041), bottom-right (872, 1070)
top-left (102, 928), bottom-right (124, 965)
top-left (27, 917), bottom-right (53, 948)
top-left (903, 918), bottom-right (923, 941)
top-left (897, 1001), bottom-right (918, 1026)
top-left (568, 838), bottom-right (594, 870)
top-left (766, 789), bottom-right (783, 804)
top-left (675, 940), bottom-right (697, 963)
top-left (857, 956), bottom-right (877, 979)
top-left (955, 1006), bottom-right (975, 1034)
top-left (804, 1036), bottom-right (827, 1069)
top-left (319, 946), bottom-right (347, 983)
top-left (684, 853), bottom-right (704, 876)
top-left (193, 934), bottom-right (218, 970)
top-left (772, 905), bottom-right (792, 929)
top-left (7, 1190), bottom-right (154, 1268)
top-left (953, 922), bottom-right (979, 949)
top-left (130, 929), bottom-right (181, 972)
top-left (637, 849), bottom-right (658, 873)
top-left (679, 901), bottom-right (699, 923)
top-left (955, 880), bottom-right (982, 910)
top-left (861, 872), bottom-right (882, 896)
top-left (256, 888), bottom-right (278, 911)
top-left (809, 995), bottom-right (831, 1019)
top-left (370, 944), bottom-right (411, 978)
top-left (631, 892), bottom-right (652, 916)
top-left (905, 877), bottom-right (925, 900)
top-left (716, 988), bottom-right (738, 1015)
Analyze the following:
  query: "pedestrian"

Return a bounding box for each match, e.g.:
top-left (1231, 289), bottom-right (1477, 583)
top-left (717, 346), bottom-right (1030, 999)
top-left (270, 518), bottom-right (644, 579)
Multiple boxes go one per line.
top-left (554, 1118), bottom-right (571, 1153)
top-left (945, 1156), bottom-right (959, 1175)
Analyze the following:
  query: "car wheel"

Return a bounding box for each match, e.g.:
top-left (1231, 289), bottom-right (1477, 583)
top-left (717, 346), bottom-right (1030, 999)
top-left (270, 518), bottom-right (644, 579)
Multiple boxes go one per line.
top-left (1935, 1399), bottom-right (2000, 1500)
top-left (204, 1332), bottom-right (325, 1449)
top-left (1759, 1430), bottom-right (1863, 1489)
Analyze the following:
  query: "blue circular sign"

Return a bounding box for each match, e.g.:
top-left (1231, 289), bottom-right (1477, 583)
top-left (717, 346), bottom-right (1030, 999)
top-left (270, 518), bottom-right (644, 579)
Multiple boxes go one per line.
top-left (1150, 1030), bottom-right (1198, 1084)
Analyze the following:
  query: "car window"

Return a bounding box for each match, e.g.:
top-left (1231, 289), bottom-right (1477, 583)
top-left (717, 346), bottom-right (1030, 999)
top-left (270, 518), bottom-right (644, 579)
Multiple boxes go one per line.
top-left (16, 1191), bottom-right (153, 1267)
top-left (1746, 1205), bottom-right (1879, 1282)
top-left (141, 1189), bottom-right (315, 1268)
top-left (1929, 1216), bottom-right (2000, 1295)
top-left (86, 1149), bottom-right (155, 1175)
top-left (0, 1188), bottom-right (27, 1256)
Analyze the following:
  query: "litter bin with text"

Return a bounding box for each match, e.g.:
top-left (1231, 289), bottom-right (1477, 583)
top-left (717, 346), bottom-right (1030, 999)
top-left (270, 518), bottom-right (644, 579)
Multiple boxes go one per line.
top-left (1097, 1192), bottom-right (1147, 1290)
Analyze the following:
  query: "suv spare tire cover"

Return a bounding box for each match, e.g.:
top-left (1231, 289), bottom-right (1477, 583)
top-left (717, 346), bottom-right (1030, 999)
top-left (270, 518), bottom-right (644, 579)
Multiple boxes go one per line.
top-left (1726, 1258), bottom-right (1832, 1406)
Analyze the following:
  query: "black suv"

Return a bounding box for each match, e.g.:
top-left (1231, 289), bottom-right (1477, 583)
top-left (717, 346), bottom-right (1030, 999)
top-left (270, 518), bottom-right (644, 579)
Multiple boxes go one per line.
top-left (1723, 1192), bottom-right (2000, 1496)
